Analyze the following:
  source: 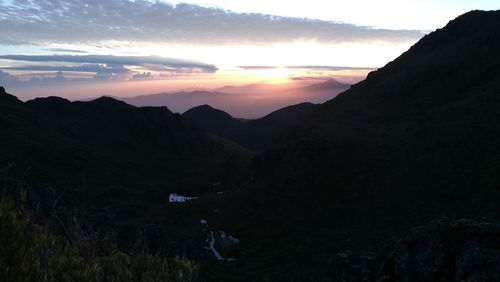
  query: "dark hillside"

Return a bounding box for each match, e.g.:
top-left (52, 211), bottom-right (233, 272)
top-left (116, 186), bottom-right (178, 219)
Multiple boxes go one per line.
top-left (0, 89), bottom-right (250, 224)
top-left (204, 10), bottom-right (500, 281)
top-left (183, 102), bottom-right (318, 151)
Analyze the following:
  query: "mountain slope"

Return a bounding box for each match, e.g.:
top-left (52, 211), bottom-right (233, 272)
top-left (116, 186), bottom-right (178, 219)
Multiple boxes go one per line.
top-left (264, 10), bottom-right (500, 224)
top-left (230, 102), bottom-right (318, 150)
top-left (183, 102), bottom-right (318, 151)
top-left (183, 104), bottom-right (243, 138)
top-left (272, 10), bottom-right (500, 180)
top-left (0, 90), bottom-right (250, 205)
top-left (200, 10), bottom-right (500, 281)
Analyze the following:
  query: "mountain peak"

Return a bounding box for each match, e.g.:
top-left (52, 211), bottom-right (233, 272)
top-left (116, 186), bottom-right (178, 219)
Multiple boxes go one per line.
top-left (0, 86), bottom-right (21, 105)
top-left (454, 9), bottom-right (500, 23)
top-left (183, 104), bottom-right (241, 138)
top-left (300, 78), bottom-right (349, 92)
top-left (322, 78), bottom-right (345, 86)
top-left (184, 104), bottom-right (230, 116)
top-left (88, 96), bottom-right (134, 108)
top-left (194, 104), bottom-right (215, 110)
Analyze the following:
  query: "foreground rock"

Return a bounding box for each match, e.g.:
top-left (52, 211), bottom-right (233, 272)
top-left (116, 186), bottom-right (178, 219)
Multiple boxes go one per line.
top-left (332, 218), bottom-right (500, 282)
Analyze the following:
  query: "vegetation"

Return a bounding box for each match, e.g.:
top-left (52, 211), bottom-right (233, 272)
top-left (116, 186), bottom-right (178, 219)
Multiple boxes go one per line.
top-left (0, 174), bottom-right (198, 282)
top-left (2, 11), bottom-right (500, 281)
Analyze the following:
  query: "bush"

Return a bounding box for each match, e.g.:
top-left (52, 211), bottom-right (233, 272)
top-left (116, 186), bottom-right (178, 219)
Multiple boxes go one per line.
top-left (0, 182), bottom-right (198, 282)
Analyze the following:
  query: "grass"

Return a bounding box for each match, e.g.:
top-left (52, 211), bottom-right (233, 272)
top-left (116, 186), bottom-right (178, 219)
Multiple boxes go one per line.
top-left (0, 172), bottom-right (199, 282)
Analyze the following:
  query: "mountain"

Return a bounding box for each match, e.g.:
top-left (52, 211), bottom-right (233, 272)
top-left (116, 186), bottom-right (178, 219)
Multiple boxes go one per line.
top-left (0, 89), bottom-right (251, 213)
top-left (0, 87), bottom-right (255, 279)
top-left (214, 82), bottom-right (294, 94)
top-left (183, 102), bottom-right (318, 151)
top-left (119, 90), bottom-right (228, 109)
top-left (119, 79), bottom-right (349, 118)
top-left (183, 104), bottom-right (243, 138)
top-left (180, 10), bottom-right (500, 281)
top-left (229, 102), bottom-right (318, 150)
top-left (297, 78), bottom-right (350, 92)
top-left (272, 9), bottom-right (500, 179)
top-left (215, 79), bottom-right (350, 95)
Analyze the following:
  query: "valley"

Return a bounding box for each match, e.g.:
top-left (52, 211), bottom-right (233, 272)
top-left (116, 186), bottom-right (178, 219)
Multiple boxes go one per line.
top-left (2, 8), bottom-right (500, 282)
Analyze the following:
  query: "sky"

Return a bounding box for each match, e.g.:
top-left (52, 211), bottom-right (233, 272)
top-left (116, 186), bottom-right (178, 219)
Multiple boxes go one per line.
top-left (0, 0), bottom-right (498, 107)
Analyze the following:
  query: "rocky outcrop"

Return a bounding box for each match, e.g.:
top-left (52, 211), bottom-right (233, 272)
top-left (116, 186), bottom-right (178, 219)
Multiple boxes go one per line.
top-left (332, 218), bottom-right (500, 282)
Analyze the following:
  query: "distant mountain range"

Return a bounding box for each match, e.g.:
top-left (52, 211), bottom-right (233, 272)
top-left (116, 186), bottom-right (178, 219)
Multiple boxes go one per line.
top-left (213, 82), bottom-right (300, 94)
top-left (118, 79), bottom-right (349, 118)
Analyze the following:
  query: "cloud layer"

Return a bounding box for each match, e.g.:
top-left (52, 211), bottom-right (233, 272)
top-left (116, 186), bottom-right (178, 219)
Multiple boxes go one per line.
top-left (0, 54), bottom-right (217, 72)
top-left (237, 65), bottom-right (375, 71)
top-left (0, 0), bottom-right (423, 45)
top-left (0, 54), bottom-right (217, 85)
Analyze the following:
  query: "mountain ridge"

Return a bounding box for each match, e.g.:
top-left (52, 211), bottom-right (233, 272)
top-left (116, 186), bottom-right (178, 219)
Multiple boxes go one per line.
top-left (199, 10), bottom-right (500, 280)
top-left (182, 102), bottom-right (318, 150)
top-left (118, 78), bottom-right (349, 118)
top-left (0, 89), bottom-right (251, 194)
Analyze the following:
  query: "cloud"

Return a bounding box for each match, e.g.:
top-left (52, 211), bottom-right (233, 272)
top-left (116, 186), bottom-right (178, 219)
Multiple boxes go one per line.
top-left (0, 54), bottom-right (217, 84)
top-left (0, 54), bottom-right (217, 85)
top-left (288, 76), bottom-right (333, 81)
top-left (0, 54), bottom-right (218, 72)
top-left (237, 65), bottom-right (376, 71)
top-left (237, 66), bottom-right (279, 70)
top-left (4, 64), bottom-right (128, 73)
top-left (0, 0), bottom-right (423, 46)
top-left (285, 66), bottom-right (376, 71)
top-left (0, 69), bottom-right (71, 86)
top-left (132, 72), bottom-right (153, 80)
top-left (45, 48), bottom-right (88, 53)
top-left (0, 69), bottom-right (19, 83)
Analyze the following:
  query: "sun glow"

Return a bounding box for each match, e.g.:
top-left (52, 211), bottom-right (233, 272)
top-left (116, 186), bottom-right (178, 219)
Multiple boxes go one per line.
top-left (242, 67), bottom-right (299, 83)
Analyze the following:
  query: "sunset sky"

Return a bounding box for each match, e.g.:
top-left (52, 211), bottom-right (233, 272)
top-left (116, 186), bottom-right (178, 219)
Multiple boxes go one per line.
top-left (0, 0), bottom-right (498, 102)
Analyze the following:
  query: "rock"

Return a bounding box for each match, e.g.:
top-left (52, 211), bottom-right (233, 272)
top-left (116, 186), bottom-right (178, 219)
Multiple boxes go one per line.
top-left (0, 86), bottom-right (6, 95)
top-left (331, 251), bottom-right (379, 282)
top-left (331, 218), bottom-right (500, 282)
top-left (455, 241), bottom-right (500, 282)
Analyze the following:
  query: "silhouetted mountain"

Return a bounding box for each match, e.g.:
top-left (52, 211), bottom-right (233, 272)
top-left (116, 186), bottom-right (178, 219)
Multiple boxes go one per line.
top-left (230, 102), bottom-right (318, 150)
top-left (183, 102), bottom-right (318, 151)
top-left (297, 78), bottom-right (349, 92)
top-left (119, 79), bottom-right (349, 118)
top-left (0, 87), bottom-right (258, 282)
top-left (190, 10), bottom-right (500, 281)
top-left (183, 104), bottom-right (242, 138)
top-left (120, 90), bottom-right (228, 109)
top-left (0, 90), bottom-right (250, 207)
top-left (272, 10), bottom-right (500, 175)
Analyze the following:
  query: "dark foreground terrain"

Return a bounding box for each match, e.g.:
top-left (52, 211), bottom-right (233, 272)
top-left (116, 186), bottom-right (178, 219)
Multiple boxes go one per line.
top-left (2, 10), bottom-right (500, 282)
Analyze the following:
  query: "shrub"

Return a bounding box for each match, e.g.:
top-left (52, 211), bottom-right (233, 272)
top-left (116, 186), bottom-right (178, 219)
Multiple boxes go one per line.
top-left (0, 181), bottom-right (198, 282)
